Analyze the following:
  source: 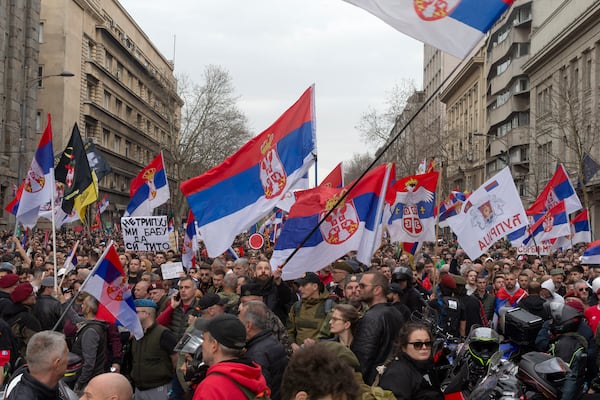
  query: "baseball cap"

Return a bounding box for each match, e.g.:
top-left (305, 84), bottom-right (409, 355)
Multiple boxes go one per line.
top-left (40, 276), bottom-right (55, 288)
top-left (294, 272), bottom-right (321, 286)
top-left (198, 293), bottom-right (227, 309)
top-left (332, 261), bottom-right (354, 274)
top-left (195, 313), bottom-right (246, 350)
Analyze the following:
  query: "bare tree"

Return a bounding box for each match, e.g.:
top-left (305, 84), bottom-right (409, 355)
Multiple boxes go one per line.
top-left (171, 65), bottom-right (252, 221)
top-left (343, 152), bottom-right (375, 184)
top-left (532, 72), bottom-right (600, 210)
top-left (356, 80), bottom-right (417, 150)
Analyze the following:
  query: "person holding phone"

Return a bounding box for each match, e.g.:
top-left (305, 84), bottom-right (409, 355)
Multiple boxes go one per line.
top-left (156, 276), bottom-right (200, 341)
top-left (378, 322), bottom-right (443, 400)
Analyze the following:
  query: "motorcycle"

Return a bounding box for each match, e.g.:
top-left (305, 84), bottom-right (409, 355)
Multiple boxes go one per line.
top-left (517, 351), bottom-right (575, 400)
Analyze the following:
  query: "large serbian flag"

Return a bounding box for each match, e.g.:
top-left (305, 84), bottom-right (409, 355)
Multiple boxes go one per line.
top-left (83, 242), bottom-right (143, 339)
top-left (446, 167), bottom-right (527, 259)
top-left (343, 0), bottom-right (514, 58)
top-left (582, 240), bottom-right (600, 265)
top-left (125, 152), bottom-right (170, 217)
top-left (270, 164), bottom-right (393, 280)
top-left (528, 164), bottom-right (582, 215)
top-left (182, 210), bottom-right (198, 270)
top-left (181, 86), bottom-right (317, 257)
top-left (15, 114), bottom-right (55, 228)
top-left (385, 171), bottom-right (439, 243)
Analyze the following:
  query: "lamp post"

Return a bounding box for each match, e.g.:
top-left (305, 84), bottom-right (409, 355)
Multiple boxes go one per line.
top-left (473, 132), bottom-right (511, 178)
top-left (17, 71), bottom-right (75, 186)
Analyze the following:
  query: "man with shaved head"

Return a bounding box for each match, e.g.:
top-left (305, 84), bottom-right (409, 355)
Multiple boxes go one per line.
top-left (80, 372), bottom-right (133, 400)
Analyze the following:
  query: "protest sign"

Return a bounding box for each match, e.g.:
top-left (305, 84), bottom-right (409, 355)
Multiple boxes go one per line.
top-left (121, 216), bottom-right (170, 252)
top-left (161, 262), bottom-right (184, 280)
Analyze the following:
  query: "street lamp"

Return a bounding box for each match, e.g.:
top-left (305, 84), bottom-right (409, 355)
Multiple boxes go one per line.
top-left (17, 71), bottom-right (75, 186)
top-left (473, 132), bottom-right (511, 178)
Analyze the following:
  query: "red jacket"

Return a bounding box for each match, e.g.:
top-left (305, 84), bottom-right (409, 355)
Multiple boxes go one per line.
top-left (193, 359), bottom-right (270, 400)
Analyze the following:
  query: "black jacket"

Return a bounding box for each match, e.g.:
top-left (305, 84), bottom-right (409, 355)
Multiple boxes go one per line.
top-left (380, 353), bottom-right (443, 400)
top-left (245, 329), bottom-right (288, 400)
top-left (351, 302), bottom-right (404, 384)
top-left (33, 294), bottom-right (64, 331)
top-left (261, 277), bottom-right (293, 325)
top-left (0, 301), bottom-right (41, 357)
top-left (5, 371), bottom-right (60, 400)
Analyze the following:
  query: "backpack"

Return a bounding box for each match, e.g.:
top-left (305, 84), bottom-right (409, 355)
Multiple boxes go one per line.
top-left (437, 296), bottom-right (461, 337)
top-left (209, 371), bottom-right (271, 399)
top-left (293, 298), bottom-right (334, 318)
top-left (549, 332), bottom-right (588, 368)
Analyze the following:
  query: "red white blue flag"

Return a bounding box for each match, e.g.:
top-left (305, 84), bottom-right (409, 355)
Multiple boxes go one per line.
top-left (582, 240), bottom-right (600, 265)
top-left (182, 210), bottom-right (198, 270)
top-left (320, 162), bottom-right (344, 188)
top-left (83, 242), bottom-right (143, 339)
top-left (552, 209), bottom-right (592, 250)
top-left (270, 164), bottom-right (393, 280)
top-left (447, 167), bottom-right (527, 259)
top-left (181, 86), bottom-right (317, 257)
top-left (125, 152), bottom-right (169, 217)
top-left (385, 171), bottom-right (439, 243)
top-left (525, 201), bottom-right (570, 244)
top-left (529, 164), bottom-right (582, 215)
top-left (343, 0), bottom-right (514, 58)
top-left (97, 194), bottom-right (109, 214)
top-left (15, 115), bottom-right (55, 228)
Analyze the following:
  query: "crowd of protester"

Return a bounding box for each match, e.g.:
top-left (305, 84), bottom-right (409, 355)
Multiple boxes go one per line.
top-left (0, 227), bottom-right (599, 399)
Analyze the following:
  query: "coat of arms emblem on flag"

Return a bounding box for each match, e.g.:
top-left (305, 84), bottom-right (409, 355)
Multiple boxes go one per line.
top-left (319, 190), bottom-right (359, 244)
top-left (414, 0), bottom-right (461, 21)
top-left (259, 133), bottom-right (287, 199)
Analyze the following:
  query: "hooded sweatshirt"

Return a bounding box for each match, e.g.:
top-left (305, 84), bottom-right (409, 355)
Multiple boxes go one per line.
top-left (192, 358), bottom-right (269, 400)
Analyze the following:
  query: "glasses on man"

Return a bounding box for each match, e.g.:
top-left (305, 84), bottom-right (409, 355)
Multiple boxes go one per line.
top-left (577, 287), bottom-right (587, 292)
top-left (408, 341), bottom-right (433, 350)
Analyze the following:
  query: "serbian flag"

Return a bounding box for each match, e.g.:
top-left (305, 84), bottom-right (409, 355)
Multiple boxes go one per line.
top-left (401, 241), bottom-right (422, 255)
top-left (385, 171), bottom-right (439, 243)
top-left (525, 201), bottom-right (570, 244)
top-left (181, 86), bottom-right (317, 257)
top-left (63, 241), bottom-right (79, 275)
top-left (4, 183), bottom-right (24, 216)
top-left (82, 242), bottom-right (143, 339)
top-left (168, 217), bottom-right (175, 234)
top-left (529, 164), bottom-right (582, 215)
top-left (553, 209), bottom-right (592, 250)
top-left (320, 162), bottom-right (344, 188)
top-left (182, 210), bottom-right (198, 270)
top-left (270, 163), bottom-right (393, 280)
top-left (343, 0), bottom-right (514, 58)
top-left (447, 167), bottom-right (527, 259)
top-left (16, 114), bottom-right (55, 229)
top-left (125, 152), bottom-right (169, 217)
top-left (437, 190), bottom-right (468, 227)
top-left (97, 194), bottom-right (109, 214)
top-left (582, 240), bottom-right (600, 265)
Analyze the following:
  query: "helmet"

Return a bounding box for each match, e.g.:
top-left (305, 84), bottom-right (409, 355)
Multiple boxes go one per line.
top-left (545, 302), bottom-right (582, 334)
top-left (392, 266), bottom-right (413, 283)
top-left (467, 327), bottom-right (500, 367)
top-left (592, 277), bottom-right (600, 295)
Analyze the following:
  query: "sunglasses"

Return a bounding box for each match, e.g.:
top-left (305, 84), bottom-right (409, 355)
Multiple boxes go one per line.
top-left (409, 341), bottom-right (433, 350)
top-left (577, 288), bottom-right (587, 292)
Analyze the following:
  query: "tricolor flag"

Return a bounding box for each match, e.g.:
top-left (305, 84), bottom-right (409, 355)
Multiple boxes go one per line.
top-left (181, 86), bottom-right (317, 257)
top-left (270, 163), bottom-right (393, 280)
top-left (320, 162), bottom-right (344, 188)
top-left (582, 240), bottom-right (600, 265)
top-left (447, 167), bottom-right (527, 259)
top-left (343, 0), bottom-right (514, 58)
top-left (4, 184), bottom-right (24, 216)
top-left (82, 242), bottom-right (143, 339)
top-left (528, 164), bottom-right (582, 215)
top-left (182, 210), bottom-right (198, 270)
top-left (97, 194), bottom-right (109, 214)
top-left (63, 241), bottom-right (79, 275)
top-left (125, 152), bottom-right (170, 217)
top-left (552, 209), bottom-right (592, 250)
top-left (15, 114), bottom-right (55, 229)
top-left (168, 217), bottom-right (175, 234)
top-left (437, 191), bottom-right (469, 228)
top-left (525, 201), bottom-right (570, 244)
top-left (385, 171), bottom-right (439, 243)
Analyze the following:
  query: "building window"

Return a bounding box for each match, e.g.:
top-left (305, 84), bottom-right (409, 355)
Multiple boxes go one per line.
top-left (87, 41), bottom-right (95, 60)
top-left (125, 141), bottom-right (130, 158)
top-left (126, 106), bottom-right (132, 122)
top-left (38, 66), bottom-right (43, 88)
top-left (115, 99), bottom-right (122, 116)
top-left (116, 63), bottom-right (123, 80)
top-left (114, 135), bottom-right (121, 153)
top-left (103, 129), bottom-right (110, 147)
top-left (103, 91), bottom-right (111, 109)
top-left (36, 112), bottom-right (42, 133)
top-left (39, 22), bottom-right (44, 43)
top-left (86, 82), bottom-right (96, 101)
top-left (105, 51), bottom-right (113, 71)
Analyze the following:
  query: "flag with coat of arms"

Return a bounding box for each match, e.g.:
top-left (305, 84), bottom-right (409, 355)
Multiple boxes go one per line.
top-left (446, 167), bottom-right (527, 260)
top-left (125, 152), bottom-right (170, 217)
top-left (82, 241), bottom-right (143, 339)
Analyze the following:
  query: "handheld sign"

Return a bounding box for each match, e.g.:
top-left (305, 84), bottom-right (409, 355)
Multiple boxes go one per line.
top-left (248, 233), bottom-right (264, 250)
top-left (121, 216), bottom-right (170, 252)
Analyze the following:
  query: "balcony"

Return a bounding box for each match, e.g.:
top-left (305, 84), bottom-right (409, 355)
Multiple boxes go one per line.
top-left (487, 28), bottom-right (530, 66)
top-left (489, 57), bottom-right (528, 95)
top-left (488, 96), bottom-right (529, 127)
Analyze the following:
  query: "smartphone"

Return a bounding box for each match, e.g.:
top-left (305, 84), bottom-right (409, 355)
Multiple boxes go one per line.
top-left (175, 292), bottom-right (181, 301)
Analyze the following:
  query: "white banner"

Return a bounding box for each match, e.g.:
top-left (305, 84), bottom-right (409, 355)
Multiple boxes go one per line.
top-left (121, 216), bottom-right (170, 252)
top-left (517, 242), bottom-right (553, 256)
top-left (447, 167), bottom-right (527, 260)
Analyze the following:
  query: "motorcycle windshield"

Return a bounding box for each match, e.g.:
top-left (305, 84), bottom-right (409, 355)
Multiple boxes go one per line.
top-left (534, 357), bottom-right (570, 374)
top-left (174, 329), bottom-right (204, 353)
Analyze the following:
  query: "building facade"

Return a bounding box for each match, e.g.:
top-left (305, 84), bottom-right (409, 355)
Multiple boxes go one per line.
top-left (37, 0), bottom-right (182, 224)
top-left (0, 0), bottom-right (41, 227)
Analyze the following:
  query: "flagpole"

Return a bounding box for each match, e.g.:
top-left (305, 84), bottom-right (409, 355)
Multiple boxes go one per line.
top-left (49, 165), bottom-right (59, 291)
top-left (278, 59), bottom-right (466, 269)
top-left (369, 163), bottom-right (393, 261)
top-left (51, 240), bottom-right (114, 332)
top-left (433, 162), bottom-right (442, 290)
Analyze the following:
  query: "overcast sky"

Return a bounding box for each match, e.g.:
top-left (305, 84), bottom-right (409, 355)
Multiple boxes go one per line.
top-left (119, 0), bottom-right (424, 182)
